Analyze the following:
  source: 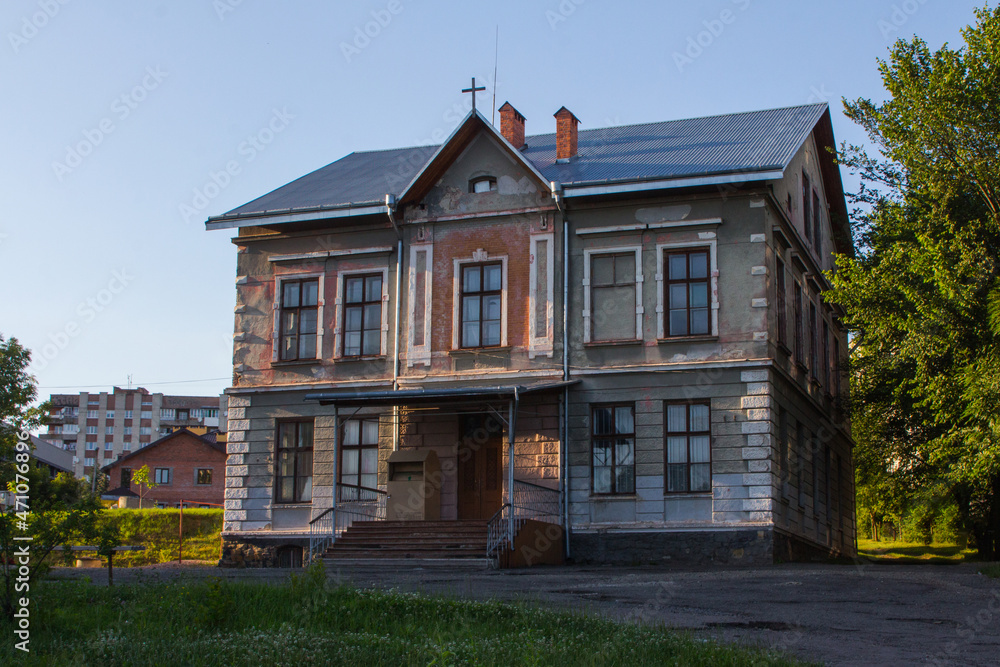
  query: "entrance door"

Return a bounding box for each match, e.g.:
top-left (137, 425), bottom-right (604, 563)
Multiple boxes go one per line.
top-left (457, 414), bottom-right (504, 520)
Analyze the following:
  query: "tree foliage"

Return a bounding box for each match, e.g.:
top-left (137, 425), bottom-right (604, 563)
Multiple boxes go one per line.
top-left (828, 6), bottom-right (1000, 557)
top-left (0, 334), bottom-right (117, 618)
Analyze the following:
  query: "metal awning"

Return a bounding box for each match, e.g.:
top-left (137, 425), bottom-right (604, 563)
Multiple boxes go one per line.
top-left (304, 380), bottom-right (578, 408)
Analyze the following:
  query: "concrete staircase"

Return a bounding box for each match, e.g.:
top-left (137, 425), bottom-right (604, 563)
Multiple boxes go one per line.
top-left (322, 520), bottom-right (488, 560)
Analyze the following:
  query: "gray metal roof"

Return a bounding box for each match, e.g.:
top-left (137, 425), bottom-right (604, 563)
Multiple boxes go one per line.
top-left (214, 103), bottom-right (828, 221)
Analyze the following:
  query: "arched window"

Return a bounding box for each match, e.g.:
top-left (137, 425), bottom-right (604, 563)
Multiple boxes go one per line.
top-left (469, 176), bottom-right (497, 194)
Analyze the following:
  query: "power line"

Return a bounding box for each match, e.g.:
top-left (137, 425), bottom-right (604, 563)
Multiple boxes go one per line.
top-left (38, 377), bottom-right (230, 390)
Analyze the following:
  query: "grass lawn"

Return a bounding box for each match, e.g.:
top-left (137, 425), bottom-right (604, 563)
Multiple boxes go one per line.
top-left (857, 538), bottom-right (976, 564)
top-left (2, 565), bottom-right (807, 666)
top-left (981, 563), bottom-right (1000, 579)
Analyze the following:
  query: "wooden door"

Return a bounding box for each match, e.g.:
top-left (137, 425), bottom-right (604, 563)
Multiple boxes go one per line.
top-left (457, 415), bottom-right (504, 520)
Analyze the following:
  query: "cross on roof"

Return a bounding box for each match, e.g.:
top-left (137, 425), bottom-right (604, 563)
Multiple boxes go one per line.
top-left (462, 77), bottom-right (486, 111)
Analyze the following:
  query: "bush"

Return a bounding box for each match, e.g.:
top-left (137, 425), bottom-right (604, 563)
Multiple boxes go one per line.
top-left (65, 508), bottom-right (222, 566)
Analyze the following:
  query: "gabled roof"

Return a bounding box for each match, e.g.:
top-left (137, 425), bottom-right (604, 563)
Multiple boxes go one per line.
top-left (205, 102), bottom-right (838, 231)
top-left (396, 109), bottom-right (551, 207)
top-left (100, 428), bottom-right (225, 473)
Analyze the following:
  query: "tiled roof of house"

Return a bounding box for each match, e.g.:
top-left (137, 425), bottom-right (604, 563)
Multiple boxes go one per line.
top-left (212, 103), bottom-right (829, 220)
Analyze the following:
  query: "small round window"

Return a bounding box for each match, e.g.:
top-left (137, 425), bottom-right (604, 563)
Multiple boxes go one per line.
top-left (470, 177), bottom-right (497, 194)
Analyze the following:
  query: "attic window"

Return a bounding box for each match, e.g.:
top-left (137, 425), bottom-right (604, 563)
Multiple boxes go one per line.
top-left (470, 176), bottom-right (497, 194)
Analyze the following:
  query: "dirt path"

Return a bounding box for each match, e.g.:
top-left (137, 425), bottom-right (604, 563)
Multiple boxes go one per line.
top-left (52, 560), bottom-right (1000, 666)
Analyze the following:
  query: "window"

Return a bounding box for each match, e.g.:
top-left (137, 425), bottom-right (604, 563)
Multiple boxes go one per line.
top-left (84, 457), bottom-right (95, 467)
top-left (665, 402), bottom-right (712, 493)
top-left (104, 442), bottom-right (113, 451)
top-left (86, 441), bottom-right (97, 451)
top-left (104, 426), bottom-right (113, 435)
top-left (122, 441), bottom-right (131, 451)
top-left (776, 258), bottom-right (787, 347)
top-left (591, 405), bottom-right (635, 495)
top-left (176, 409), bottom-right (189, 421)
top-left (821, 320), bottom-right (830, 390)
top-left (796, 422), bottom-right (807, 507)
top-left (802, 172), bottom-right (812, 242)
top-left (277, 545), bottom-right (303, 568)
top-left (812, 190), bottom-right (822, 256)
top-left (106, 410), bottom-right (115, 419)
top-left (280, 278), bottom-right (319, 361)
top-left (340, 419), bottom-right (379, 500)
top-left (160, 408), bottom-right (175, 420)
top-left (276, 420), bottom-right (313, 503)
top-left (141, 410), bottom-right (152, 419)
top-left (121, 468), bottom-right (132, 488)
top-left (343, 274), bottom-right (383, 357)
top-left (154, 468), bottom-right (171, 485)
top-left (810, 301), bottom-right (819, 381)
top-left (124, 426), bottom-right (132, 436)
top-left (793, 284), bottom-right (804, 365)
top-left (665, 249), bottom-right (710, 337)
top-left (591, 252), bottom-right (637, 341)
top-left (777, 407), bottom-right (788, 498)
top-left (87, 410), bottom-right (98, 418)
top-left (469, 176), bottom-right (497, 193)
top-left (140, 426), bottom-right (151, 436)
top-left (833, 337), bottom-right (842, 398)
top-left (86, 426), bottom-right (97, 435)
top-left (196, 468), bottom-right (213, 485)
top-left (124, 410), bottom-right (133, 419)
top-left (460, 263), bottom-right (502, 348)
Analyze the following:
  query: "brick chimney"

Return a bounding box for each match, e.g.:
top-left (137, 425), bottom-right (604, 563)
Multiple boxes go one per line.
top-left (554, 107), bottom-right (580, 160)
top-left (498, 102), bottom-right (526, 149)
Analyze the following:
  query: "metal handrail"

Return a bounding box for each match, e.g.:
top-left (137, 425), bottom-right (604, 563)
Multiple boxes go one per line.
top-left (307, 484), bottom-right (389, 565)
top-left (487, 479), bottom-right (562, 567)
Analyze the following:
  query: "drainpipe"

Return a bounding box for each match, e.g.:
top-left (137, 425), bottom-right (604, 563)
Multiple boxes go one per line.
top-left (552, 180), bottom-right (572, 560)
top-left (386, 195), bottom-right (403, 452)
top-left (508, 387), bottom-right (519, 546)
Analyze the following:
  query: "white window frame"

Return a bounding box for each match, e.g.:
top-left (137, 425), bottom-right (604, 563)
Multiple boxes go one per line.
top-left (154, 467), bottom-right (172, 485)
top-left (528, 233), bottom-right (555, 359)
top-left (582, 245), bottom-right (643, 344)
top-left (452, 250), bottom-right (508, 350)
top-left (272, 272), bottom-right (326, 363)
top-left (655, 239), bottom-right (720, 339)
top-left (332, 266), bottom-right (390, 359)
top-left (407, 243), bottom-right (434, 368)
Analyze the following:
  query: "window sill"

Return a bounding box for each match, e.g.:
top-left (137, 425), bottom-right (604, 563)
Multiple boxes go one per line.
top-left (657, 335), bottom-right (718, 345)
top-left (585, 339), bottom-right (643, 348)
top-left (795, 362), bottom-right (809, 374)
top-left (776, 342), bottom-right (792, 356)
top-left (335, 355), bottom-right (387, 363)
top-left (590, 494), bottom-right (638, 499)
top-left (663, 492), bottom-right (712, 498)
top-left (271, 502), bottom-right (311, 509)
top-left (270, 359), bottom-right (319, 368)
top-left (448, 346), bottom-right (512, 356)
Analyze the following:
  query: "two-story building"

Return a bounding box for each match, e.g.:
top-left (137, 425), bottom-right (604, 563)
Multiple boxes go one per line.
top-left (207, 97), bottom-right (855, 567)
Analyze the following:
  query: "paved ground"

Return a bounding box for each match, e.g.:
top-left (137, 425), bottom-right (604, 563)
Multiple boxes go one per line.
top-left (52, 560), bottom-right (1000, 666)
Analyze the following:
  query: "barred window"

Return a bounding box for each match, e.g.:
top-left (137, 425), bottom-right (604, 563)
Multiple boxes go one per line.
top-left (591, 405), bottom-right (635, 495)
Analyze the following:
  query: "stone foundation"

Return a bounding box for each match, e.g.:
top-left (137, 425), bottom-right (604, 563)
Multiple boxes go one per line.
top-left (219, 535), bottom-right (309, 568)
top-left (773, 528), bottom-right (851, 562)
top-left (570, 528), bottom-right (776, 566)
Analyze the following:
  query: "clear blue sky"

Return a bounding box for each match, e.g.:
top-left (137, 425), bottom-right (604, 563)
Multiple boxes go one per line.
top-left (0, 0), bottom-right (983, 399)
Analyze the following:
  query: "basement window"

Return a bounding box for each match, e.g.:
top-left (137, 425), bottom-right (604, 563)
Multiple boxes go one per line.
top-left (469, 176), bottom-right (497, 194)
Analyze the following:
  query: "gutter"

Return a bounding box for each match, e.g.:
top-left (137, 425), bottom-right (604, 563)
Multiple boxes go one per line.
top-left (552, 179), bottom-right (572, 561)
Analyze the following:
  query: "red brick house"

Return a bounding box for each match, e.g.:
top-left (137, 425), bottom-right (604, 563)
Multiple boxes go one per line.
top-left (101, 429), bottom-right (226, 507)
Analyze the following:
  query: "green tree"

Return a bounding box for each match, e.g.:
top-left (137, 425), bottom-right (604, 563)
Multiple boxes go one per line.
top-left (131, 464), bottom-right (158, 509)
top-left (828, 6), bottom-right (1000, 558)
top-left (0, 334), bottom-right (115, 617)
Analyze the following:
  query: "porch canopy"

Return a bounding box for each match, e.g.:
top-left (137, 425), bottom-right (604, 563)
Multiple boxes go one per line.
top-left (303, 379), bottom-right (577, 408)
top-left (304, 380), bottom-right (576, 520)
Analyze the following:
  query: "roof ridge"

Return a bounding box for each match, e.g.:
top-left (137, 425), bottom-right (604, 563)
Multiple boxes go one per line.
top-left (523, 102), bottom-right (828, 139)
